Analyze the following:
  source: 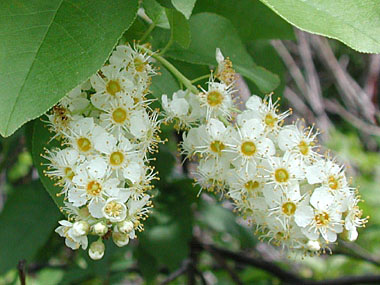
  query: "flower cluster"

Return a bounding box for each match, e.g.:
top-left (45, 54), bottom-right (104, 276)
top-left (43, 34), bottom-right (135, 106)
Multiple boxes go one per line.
top-left (44, 44), bottom-right (160, 259)
top-left (169, 49), bottom-right (367, 254)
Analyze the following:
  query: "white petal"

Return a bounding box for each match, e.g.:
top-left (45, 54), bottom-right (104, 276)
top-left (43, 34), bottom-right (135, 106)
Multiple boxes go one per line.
top-left (89, 199), bottom-right (106, 218)
top-left (294, 205), bottom-right (314, 227)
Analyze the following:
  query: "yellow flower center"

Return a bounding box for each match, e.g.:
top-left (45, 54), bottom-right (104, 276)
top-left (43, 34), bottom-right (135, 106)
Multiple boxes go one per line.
top-left (282, 202), bottom-right (297, 216)
top-left (134, 57), bottom-right (146, 73)
top-left (86, 181), bottom-right (102, 196)
top-left (106, 80), bottom-right (121, 96)
top-left (64, 167), bottom-right (75, 180)
top-left (244, 180), bottom-right (260, 192)
top-left (241, 141), bottom-right (257, 156)
top-left (315, 212), bottom-right (330, 226)
top-left (274, 168), bottom-right (289, 183)
top-left (328, 175), bottom-right (339, 190)
top-left (210, 140), bottom-right (225, 154)
top-left (298, 140), bottom-right (309, 155)
top-left (110, 151), bottom-right (124, 166)
top-left (77, 137), bottom-right (91, 152)
top-left (206, 90), bottom-right (224, 107)
top-left (104, 201), bottom-right (123, 218)
top-left (264, 113), bottom-right (277, 127)
top-left (112, 107), bottom-right (127, 124)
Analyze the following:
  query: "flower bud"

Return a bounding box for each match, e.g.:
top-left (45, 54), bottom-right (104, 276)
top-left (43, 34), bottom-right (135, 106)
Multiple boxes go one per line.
top-left (72, 220), bottom-right (90, 236)
top-left (118, 220), bottom-right (134, 234)
top-left (307, 240), bottom-right (321, 252)
top-left (112, 232), bottom-right (129, 247)
top-left (93, 221), bottom-right (108, 236)
top-left (340, 228), bottom-right (358, 242)
top-left (89, 240), bottom-right (105, 260)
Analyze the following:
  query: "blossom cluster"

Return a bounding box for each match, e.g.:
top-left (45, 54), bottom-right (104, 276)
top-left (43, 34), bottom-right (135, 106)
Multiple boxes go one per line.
top-left (43, 44), bottom-right (160, 259)
top-left (165, 49), bottom-right (367, 254)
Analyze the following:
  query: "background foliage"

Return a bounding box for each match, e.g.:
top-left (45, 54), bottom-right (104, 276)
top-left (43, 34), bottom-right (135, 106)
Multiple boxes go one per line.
top-left (1, 0), bottom-right (380, 284)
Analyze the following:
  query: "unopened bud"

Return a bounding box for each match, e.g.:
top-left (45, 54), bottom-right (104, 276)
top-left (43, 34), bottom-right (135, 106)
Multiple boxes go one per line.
top-left (89, 240), bottom-right (105, 260)
top-left (112, 232), bottom-right (129, 247)
top-left (307, 240), bottom-right (321, 252)
top-left (93, 221), bottom-right (108, 236)
top-left (118, 220), bottom-right (134, 234)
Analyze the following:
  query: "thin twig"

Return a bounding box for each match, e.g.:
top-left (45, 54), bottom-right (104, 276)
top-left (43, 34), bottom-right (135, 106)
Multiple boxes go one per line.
top-left (324, 99), bottom-right (380, 136)
top-left (160, 259), bottom-right (191, 285)
top-left (17, 260), bottom-right (26, 285)
top-left (203, 244), bottom-right (243, 285)
top-left (312, 36), bottom-right (376, 123)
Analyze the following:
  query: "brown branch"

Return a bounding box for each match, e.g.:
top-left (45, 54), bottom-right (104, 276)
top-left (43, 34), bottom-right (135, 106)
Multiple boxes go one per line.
top-left (324, 99), bottom-right (380, 136)
top-left (312, 36), bottom-right (376, 123)
top-left (17, 260), bottom-right (26, 285)
top-left (304, 275), bottom-right (380, 285)
top-left (203, 243), bottom-right (243, 285)
top-left (160, 259), bottom-right (191, 285)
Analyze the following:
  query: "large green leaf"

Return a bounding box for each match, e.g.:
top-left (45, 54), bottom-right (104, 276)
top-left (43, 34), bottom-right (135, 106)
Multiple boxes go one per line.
top-left (0, 181), bottom-right (62, 274)
top-left (172, 0), bottom-right (196, 19)
top-left (166, 13), bottom-right (280, 93)
top-left (166, 8), bottom-right (191, 49)
top-left (260, 0), bottom-right (380, 53)
top-left (193, 0), bottom-right (294, 40)
top-left (0, 0), bottom-right (138, 137)
top-left (31, 119), bottom-right (65, 209)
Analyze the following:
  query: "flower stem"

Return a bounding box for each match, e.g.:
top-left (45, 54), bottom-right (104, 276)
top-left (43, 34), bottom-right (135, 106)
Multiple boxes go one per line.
top-left (191, 74), bottom-right (211, 84)
top-left (158, 35), bottom-right (173, 56)
top-left (140, 23), bottom-right (156, 43)
top-left (140, 45), bottom-right (198, 94)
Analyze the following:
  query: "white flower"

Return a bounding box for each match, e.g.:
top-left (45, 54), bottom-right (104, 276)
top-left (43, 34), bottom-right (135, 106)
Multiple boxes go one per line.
top-left (102, 197), bottom-right (128, 223)
top-left (55, 220), bottom-right (88, 250)
top-left (226, 164), bottom-right (264, 201)
top-left (60, 85), bottom-right (90, 114)
top-left (215, 48), bottom-right (235, 85)
top-left (305, 158), bottom-right (351, 197)
top-left (194, 157), bottom-right (229, 193)
top-left (238, 95), bottom-right (291, 135)
top-left (68, 158), bottom-right (120, 218)
top-left (65, 117), bottom-right (105, 155)
top-left (44, 148), bottom-right (84, 196)
top-left (118, 220), bottom-right (134, 234)
top-left (199, 79), bottom-right (234, 120)
top-left (190, 118), bottom-right (234, 160)
top-left (90, 64), bottom-right (134, 109)
top-left (72, 220), bottom-right (90, 236)
top-left (263, 152), bottom-right (303, 191)
top-left (278, 124), bottom-right (319, 167)
top-left (294, 193), bottom-right (343, 243)
top-left (230, 118), bottom-right (275, 169)
top-left (344, 194), bottom-right (367, 241)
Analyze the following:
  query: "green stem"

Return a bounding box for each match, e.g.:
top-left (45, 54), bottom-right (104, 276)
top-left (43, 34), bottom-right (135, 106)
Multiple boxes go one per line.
top-left (154, 55), bottom-right (198, 93)
top-left (191, 74), bottom-right (211, 84)
top-left (138, 45), bottom-right (198, 93)
top-left (158, 35), bottom-right (173, 56)
top-left (140, 23), bottom-right (156, 43)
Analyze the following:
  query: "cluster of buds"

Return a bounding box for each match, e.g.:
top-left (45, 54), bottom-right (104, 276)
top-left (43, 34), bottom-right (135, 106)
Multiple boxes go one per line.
top-left (44, 44), bottom-right (160, 259)
top-left (168, 49), bottom-right (368, 254)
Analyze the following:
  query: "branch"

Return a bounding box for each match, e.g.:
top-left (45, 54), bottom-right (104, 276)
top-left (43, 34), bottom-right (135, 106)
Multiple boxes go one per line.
top-left (324, 99), bottom-right (380, 136)
top-left (203, 243), bottom-right (243, 285)
top-left (304, 275), bottom-right (380, 285)
top-left (195, 241), bottom-right (303, 283)
top-left (160, 259), bottom-right (191, 285)
top-left (17, 260), bottom-right (26, 285)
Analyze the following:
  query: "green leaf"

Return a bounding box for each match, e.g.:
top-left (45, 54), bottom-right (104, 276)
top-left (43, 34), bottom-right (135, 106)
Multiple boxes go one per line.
top-left (31, 119), bottom-right (65, 210)
top-left (259, 0), bottom-right (380, 53)
top-left (193, 0), bottom-right (294, 40)
top-left (0, 181), bottom-right (62, 274)
top-left (166, 8), bottom-right (191, 49)
top-left (150, 63), bottom-right (180, 99)
top-left (143, 0), bottom-right (170, 29)
top-left (0, 0), bottom-right (138, 137)
top-left (166, 13), bottom-right (280, 93)
top-left (172, 0), bottom-right (196, 19)
top-left (199, 202), bottom-right (257, 248)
